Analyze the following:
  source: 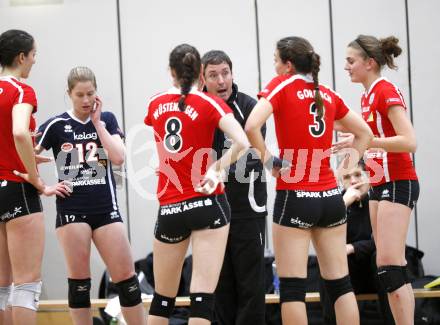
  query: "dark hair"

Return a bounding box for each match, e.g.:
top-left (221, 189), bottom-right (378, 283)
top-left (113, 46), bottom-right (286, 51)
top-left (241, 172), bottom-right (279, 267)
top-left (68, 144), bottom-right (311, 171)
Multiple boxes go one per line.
top-left (201, 50), bottom-right (233, 73)
top-left (348, 35), bottom-right (402, 70)
top-left (0, 29), bottom-right (34, 68)
top-left (67, 66), bottom-right (97, 92)
top-left (169, 44), bottom-right (201, 111)
top-left (358, 158), bottom-right (366, 170)
top-left (277, 36), bottom-right (324, 119)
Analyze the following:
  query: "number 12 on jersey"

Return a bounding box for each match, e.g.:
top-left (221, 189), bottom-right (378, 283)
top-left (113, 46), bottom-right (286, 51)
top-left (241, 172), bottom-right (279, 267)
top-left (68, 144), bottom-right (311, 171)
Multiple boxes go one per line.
top-left (75, 142), bottom-right (98, 163)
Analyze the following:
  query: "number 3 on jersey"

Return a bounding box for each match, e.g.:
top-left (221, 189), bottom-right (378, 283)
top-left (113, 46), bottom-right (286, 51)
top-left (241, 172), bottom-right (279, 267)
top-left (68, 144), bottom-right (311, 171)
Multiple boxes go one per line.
top-left (164, 117), bottom-right (183, 153)
top-left (309, 102), bottom-right (325, 137)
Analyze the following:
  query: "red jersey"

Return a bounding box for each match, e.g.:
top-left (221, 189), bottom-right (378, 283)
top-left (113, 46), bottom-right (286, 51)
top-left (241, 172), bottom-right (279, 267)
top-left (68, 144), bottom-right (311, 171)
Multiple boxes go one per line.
top-left (0, 76), bottom-right (37, 182)
top-left (145, 87), bottom-right (232, 205)
top-left (361, 77), bottom-right (417, 186)
top-left (258, 74), bottom-right (349, 191)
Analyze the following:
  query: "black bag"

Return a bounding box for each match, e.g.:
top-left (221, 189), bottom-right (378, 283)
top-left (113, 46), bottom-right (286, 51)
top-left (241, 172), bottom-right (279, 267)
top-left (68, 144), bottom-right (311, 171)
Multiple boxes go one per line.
top-left (413, 276), bottom-right (440, 325)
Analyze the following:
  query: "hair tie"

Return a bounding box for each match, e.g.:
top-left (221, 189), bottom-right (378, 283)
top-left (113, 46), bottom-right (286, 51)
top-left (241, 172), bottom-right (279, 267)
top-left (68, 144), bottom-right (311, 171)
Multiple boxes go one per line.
top-left (315, 86), bottom-right (320, 91)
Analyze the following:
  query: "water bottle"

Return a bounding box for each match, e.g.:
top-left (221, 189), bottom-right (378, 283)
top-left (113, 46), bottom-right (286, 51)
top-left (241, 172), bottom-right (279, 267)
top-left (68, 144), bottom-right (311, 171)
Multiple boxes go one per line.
top-left (272, 262), bottom-right (280, 295)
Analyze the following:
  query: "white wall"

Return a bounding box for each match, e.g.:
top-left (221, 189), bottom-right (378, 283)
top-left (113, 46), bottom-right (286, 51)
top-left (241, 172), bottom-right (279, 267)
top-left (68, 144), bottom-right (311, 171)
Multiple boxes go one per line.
top-left (407, 0), bottom-right (440, 275)
top-left (1, 0), bottom-right (438, 300)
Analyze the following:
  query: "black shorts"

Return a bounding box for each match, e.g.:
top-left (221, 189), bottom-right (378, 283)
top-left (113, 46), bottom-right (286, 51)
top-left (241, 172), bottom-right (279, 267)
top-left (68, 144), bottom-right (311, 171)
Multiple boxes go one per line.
top-left (369, 180), bottom-right (419, 209)
top-left (155, 194), bottom-right (231, 244)
top-left (273, 188), bottom-right (346, 229)
top-left (56, 210), bottom-right (123, 230)
top-left (0, 180), bottom-right (42, 223)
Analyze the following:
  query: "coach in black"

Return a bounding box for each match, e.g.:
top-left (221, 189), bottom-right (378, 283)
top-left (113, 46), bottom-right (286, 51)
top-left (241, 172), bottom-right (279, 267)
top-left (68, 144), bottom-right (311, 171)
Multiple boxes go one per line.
top-left (201, 50), bottom-right (268, 325)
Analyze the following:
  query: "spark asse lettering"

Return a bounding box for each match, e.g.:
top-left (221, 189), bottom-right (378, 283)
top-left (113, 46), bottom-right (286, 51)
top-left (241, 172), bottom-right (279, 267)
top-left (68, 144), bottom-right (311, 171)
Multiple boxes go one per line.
top-left (296, 191), bottom-right (321, 198)
top-left (71, 178), bottom-right (106, 186)
top-left (160, 199), bottom-right (209, 215)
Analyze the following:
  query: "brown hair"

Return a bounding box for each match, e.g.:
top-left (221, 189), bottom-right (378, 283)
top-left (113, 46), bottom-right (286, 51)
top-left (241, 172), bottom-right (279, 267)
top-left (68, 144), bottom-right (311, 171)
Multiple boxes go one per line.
top-left (169, 44), bottom-right (201, 111)
top-left (348, 35), bottom-right (402, 70)
top-left (277, 36), bottom-right (324, 119)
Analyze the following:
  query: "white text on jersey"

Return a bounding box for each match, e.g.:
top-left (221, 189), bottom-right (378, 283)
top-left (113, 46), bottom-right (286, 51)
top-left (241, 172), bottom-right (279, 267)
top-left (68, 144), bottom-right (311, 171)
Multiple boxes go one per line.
top-left (297, 89), bottom-right (332, 104)
top-left (153, 102), bottom-right (199, 121)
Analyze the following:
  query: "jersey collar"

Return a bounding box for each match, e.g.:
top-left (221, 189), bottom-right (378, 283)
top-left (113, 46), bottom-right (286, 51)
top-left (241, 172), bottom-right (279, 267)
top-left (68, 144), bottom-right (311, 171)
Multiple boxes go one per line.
top-left (364, 77), bottom-right (386, 97)
top-left (67, 110), bottom-right (91, 125)
top-left (0, 75), bottom-right (19, 81)
top-left (294, 73), bottom-right (313, 83)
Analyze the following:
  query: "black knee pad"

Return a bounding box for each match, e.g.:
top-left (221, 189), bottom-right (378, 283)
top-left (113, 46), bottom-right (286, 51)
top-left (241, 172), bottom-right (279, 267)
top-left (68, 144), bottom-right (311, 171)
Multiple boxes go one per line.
top-left (377, 265), bottom-right (408, 293)
top-left (279, 277), bottom-right (307, 303)
top-left (68, 278), bottom-right (91, 309)
top-left (149, 292), bottom-right (176, 318)
top-left (189, 292), bottom-right (215, 321)
top-left (115, 275), bottom-right (142, 307)
top-left (323, 275), bottom-right (353, 306)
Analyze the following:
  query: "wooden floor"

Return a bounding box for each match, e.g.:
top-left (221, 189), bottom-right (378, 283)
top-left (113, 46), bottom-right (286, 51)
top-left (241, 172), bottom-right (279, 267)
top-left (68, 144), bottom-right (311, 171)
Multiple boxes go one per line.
top-left (34, 288), bottom-right (440, 324)
top-left (37, 310), bottom-right (101, 325)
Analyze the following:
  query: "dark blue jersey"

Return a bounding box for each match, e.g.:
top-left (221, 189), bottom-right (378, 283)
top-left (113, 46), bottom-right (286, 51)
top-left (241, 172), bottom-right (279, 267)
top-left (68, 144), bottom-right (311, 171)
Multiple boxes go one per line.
top-left (37, 110), bottom-right (124, 214)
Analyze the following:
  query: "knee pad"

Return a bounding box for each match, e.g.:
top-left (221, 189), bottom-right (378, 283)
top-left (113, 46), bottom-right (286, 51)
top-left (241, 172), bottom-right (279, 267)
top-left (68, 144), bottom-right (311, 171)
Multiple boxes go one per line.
top-left (323, 275), bottom-right (353, 306)
top-left (115, 275), bottom-right (142, 307)
top-left (189, 292), bottom-right (214, 321)
top-left (149, 292), bottom-right (176, 318)
top-left (377, 265), bottom-right (408, 293)
top-left (279, 277), bottom-right (307, 303)
top-left (10, 281), bottom-right (42, 311)
top-left (68, 278), bottom-right (91, 309)
top-left (0, 286), bottom-right (12, 311)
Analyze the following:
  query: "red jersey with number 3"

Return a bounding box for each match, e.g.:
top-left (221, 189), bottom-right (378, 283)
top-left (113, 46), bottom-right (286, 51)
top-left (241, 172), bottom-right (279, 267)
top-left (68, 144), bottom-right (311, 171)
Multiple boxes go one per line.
top-left (0, 76), bottom-right (37, 182)
top-left (361, 77), bottom-right (417, 186)
top-left (145, 87), bottom-right (232, 205)
top-left (258, 74), bottom-right (349, 191)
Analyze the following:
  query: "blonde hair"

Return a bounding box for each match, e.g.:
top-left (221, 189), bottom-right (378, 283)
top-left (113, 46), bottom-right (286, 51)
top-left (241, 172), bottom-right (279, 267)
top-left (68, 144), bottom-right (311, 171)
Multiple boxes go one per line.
top-left (67, 66), bottom-right (97, 92)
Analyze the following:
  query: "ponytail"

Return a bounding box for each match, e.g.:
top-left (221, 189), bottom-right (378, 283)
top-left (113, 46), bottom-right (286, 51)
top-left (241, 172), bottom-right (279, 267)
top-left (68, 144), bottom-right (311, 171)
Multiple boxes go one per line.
top-left (310, 52), bottom-right (324, 119)
top-left (380, 36), bottom-right (402, 70)
top-left (169, 44), bottom-right (201, 112)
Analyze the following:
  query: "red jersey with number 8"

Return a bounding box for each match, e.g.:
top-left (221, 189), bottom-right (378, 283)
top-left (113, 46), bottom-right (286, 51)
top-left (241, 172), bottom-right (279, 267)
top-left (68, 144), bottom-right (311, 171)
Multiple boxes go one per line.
top-left (145, 87), bottom-right (232, 205)
top-left (258, 74), bottom-right (349, 191)
top-left (361, 77), bottom-right (417, 186)
top-left (0, 76), bottom-right (37, 182)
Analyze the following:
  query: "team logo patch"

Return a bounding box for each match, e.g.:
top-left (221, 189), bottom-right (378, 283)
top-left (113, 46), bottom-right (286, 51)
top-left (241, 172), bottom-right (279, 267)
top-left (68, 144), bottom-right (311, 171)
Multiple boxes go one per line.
top-left (64, 125), bottom-right (73, 133)
top-left (110, 211), bottom-right (120, 219)
top-left (61, 142), bottom-right (73, 152)
top-left (381, 189), bottom-right (390, 198)
top-left (367, 112), bottom-right (374, 122)
top-left (369, 93), bottom-right (375, 105)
